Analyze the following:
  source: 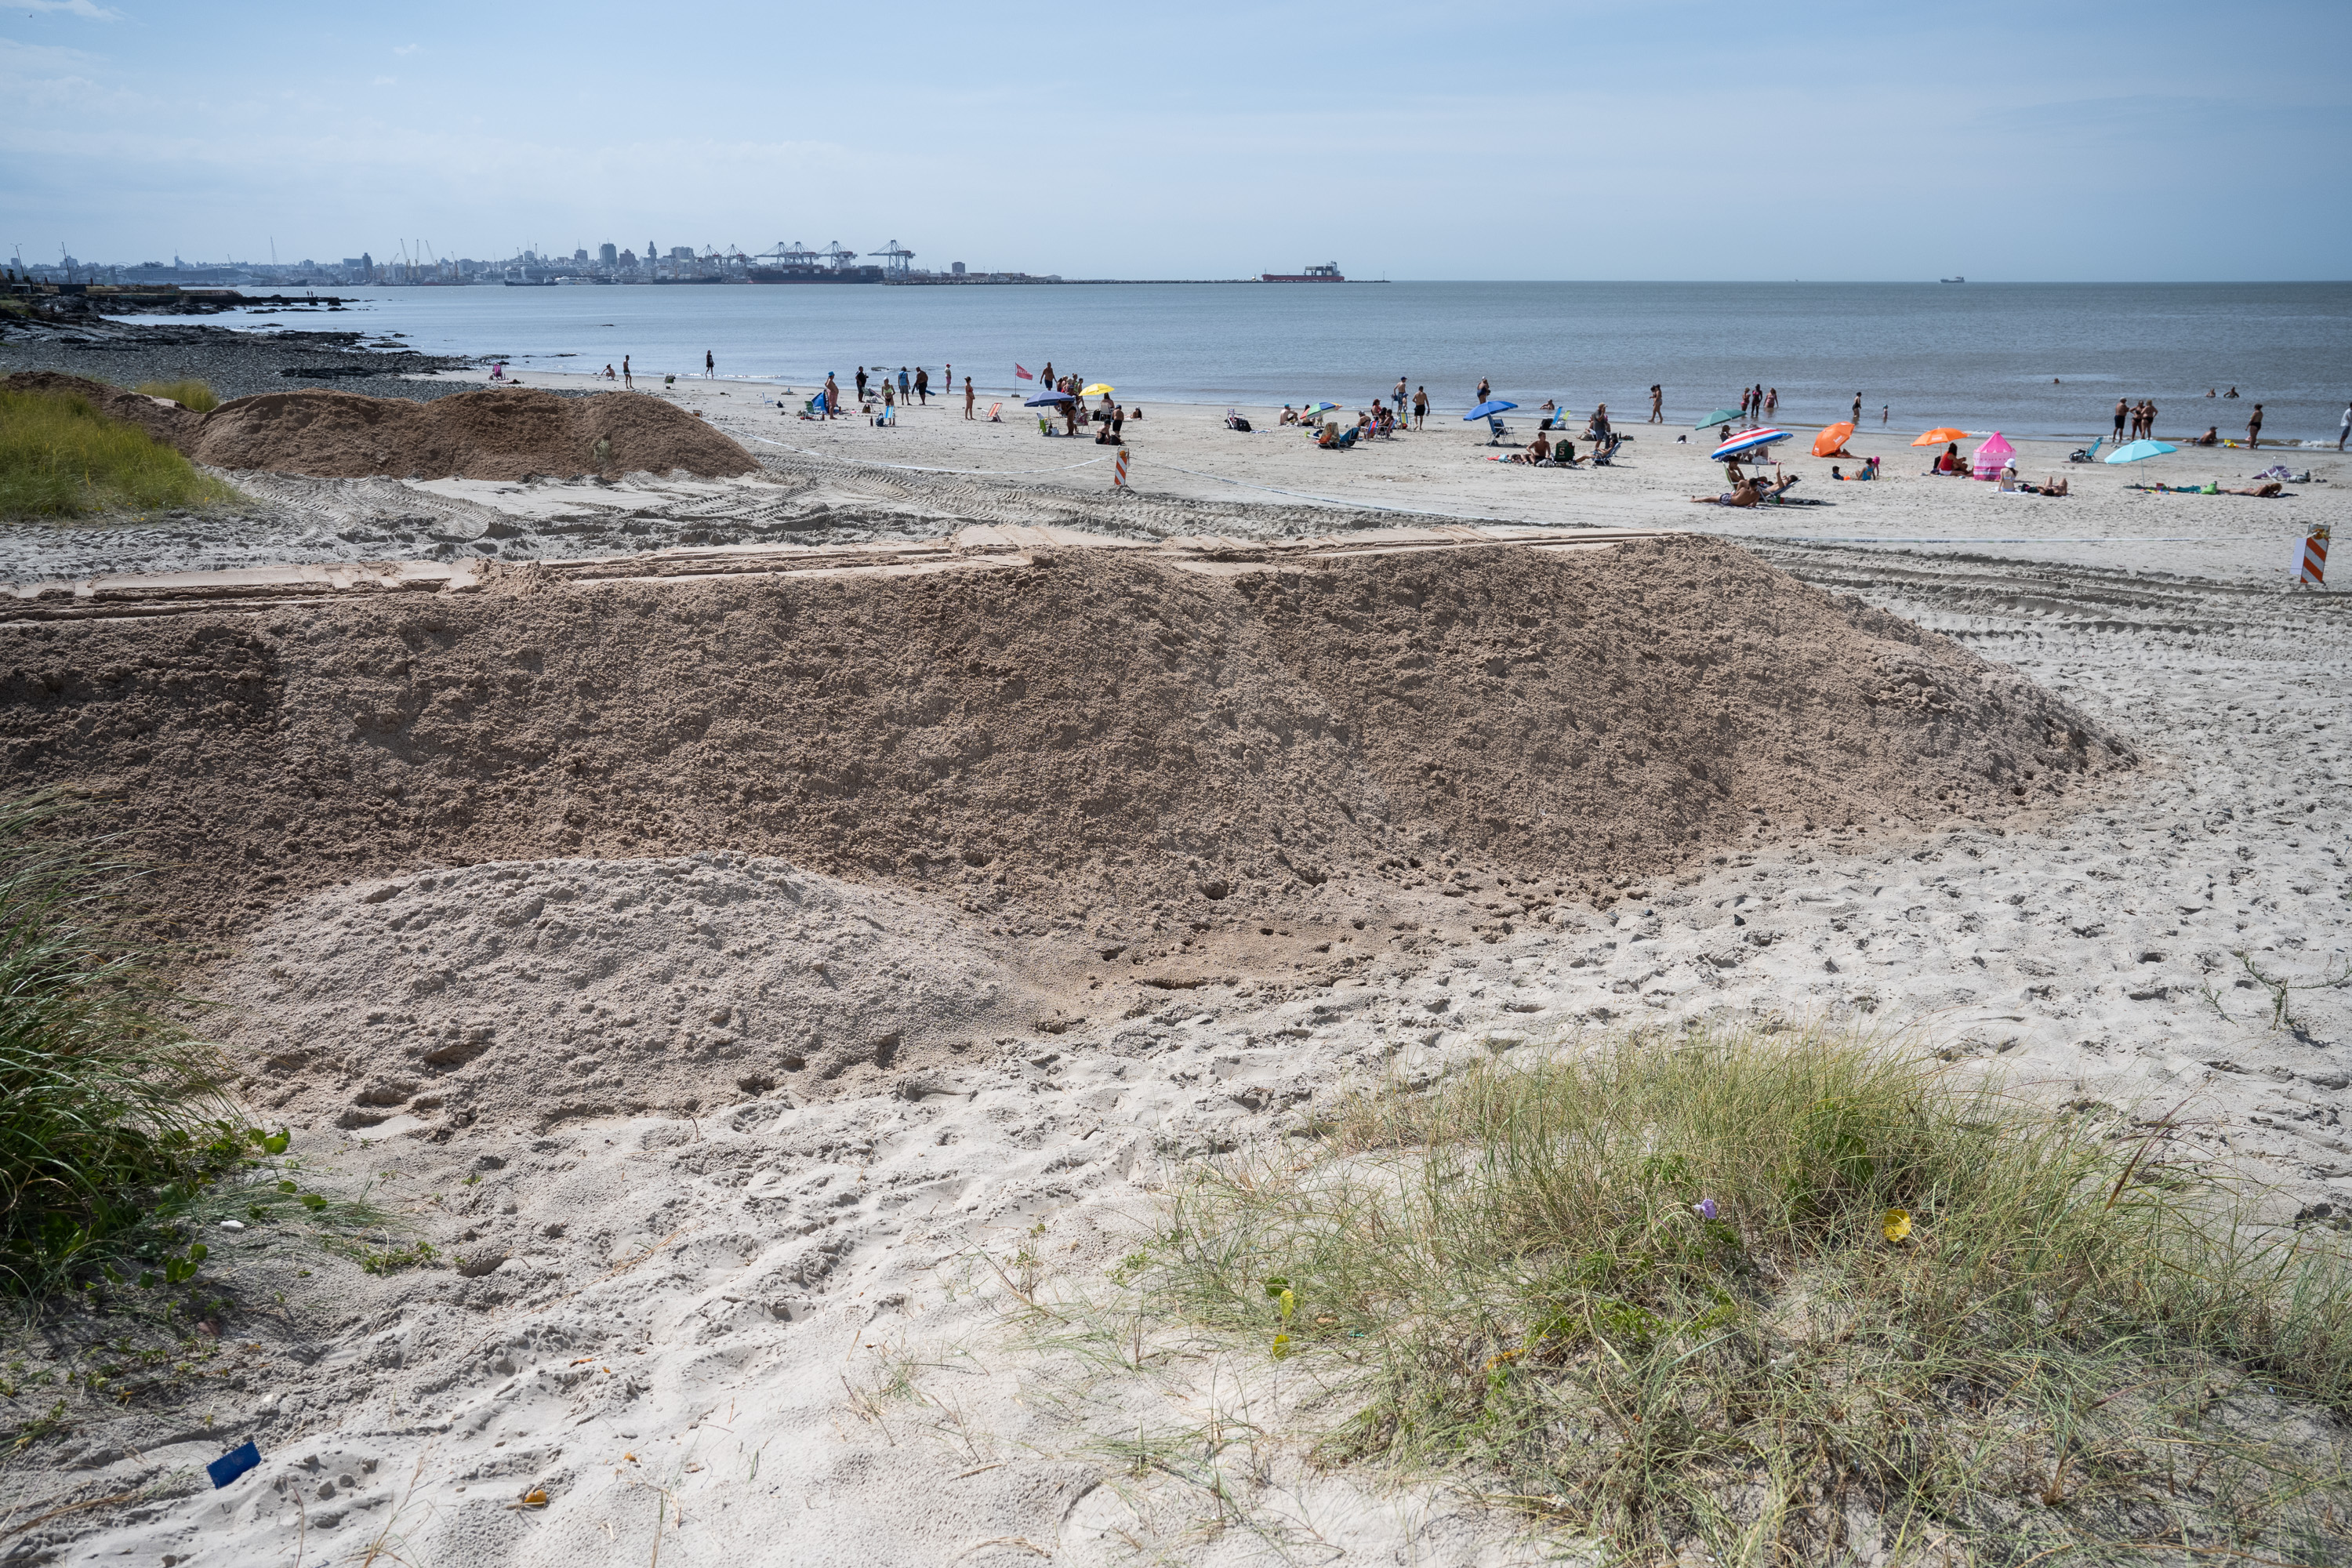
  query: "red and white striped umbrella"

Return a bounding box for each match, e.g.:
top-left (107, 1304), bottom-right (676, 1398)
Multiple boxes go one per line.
top-left (1711, 427), bottom-right (1791, 460)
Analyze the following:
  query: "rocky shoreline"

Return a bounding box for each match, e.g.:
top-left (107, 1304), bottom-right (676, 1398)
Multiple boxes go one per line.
top-left (0, 310), bottom-right (481, 403)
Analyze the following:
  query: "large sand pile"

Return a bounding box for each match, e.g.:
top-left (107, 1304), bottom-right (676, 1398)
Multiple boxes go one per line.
top-left (0, 538), bottom-right (2130, 945)
top-left (0, 372), bottom-right (757, 481)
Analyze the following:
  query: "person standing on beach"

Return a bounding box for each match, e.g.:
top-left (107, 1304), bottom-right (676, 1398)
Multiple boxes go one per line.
top-left (1413, 387), bottom-right (1428, 429)
top-left (2338, 400), bottom-right (2349, 452)
top-left (897, 367), bottom-right (910, 403)
top-left (2247, 404), bottom-right (2263, 448)
top-left (855, 367), bottom-right (869, 404)
top-left (915, 367), bottom-right (929, 405)
top-left (1394, 375), bottom-right (1407, 413)
top-left (964, 376), bottom-right (976, 419)
top-left (706, 350), bottom-right (715, 379)
top-left (2145, 400), bottom-right (2158, 441)
top-left (1649, 385), bottom-right (1663, 423)
top-left (622, 354), bottom-right (632, 389)
top-left (823, 372), bottom-right (840, 417)
top-left (1851, 391), bottom-right (1862, 424)
top-left (2114, 398), bottom-right (2128, 443)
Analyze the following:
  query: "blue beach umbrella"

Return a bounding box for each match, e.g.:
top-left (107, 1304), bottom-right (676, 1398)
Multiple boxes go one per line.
top-left (1711, 427), bottom-right (1791, 461)
top-left (1464, 400), bottom-right (1519, 420)
top-left (1024, 390), bottom-right (1075, 406)
top-left (2103, 438), bottom-right (2177, 464)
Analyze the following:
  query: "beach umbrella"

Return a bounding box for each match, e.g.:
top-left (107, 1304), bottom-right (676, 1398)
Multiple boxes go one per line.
top-left (1697, 409), bottom-right (1745, 428)
top-left (1080, 383), bottom-right (1114, 396)
top-left (1024, 390), bottom-right (1074, 406)
top-left (1302, 401), bottom-right (1338, 415)
top-left (1910, 427), bottom-right (1969, 447)
top-left (1812, 421), bottom-right (1857, 458)
top-left (1464, 400), bottom-right (1519, 420)
top-left (1711, 427), bottom-right (1791, 461)
top-left (2103, 438), bottom-right (2177, 464)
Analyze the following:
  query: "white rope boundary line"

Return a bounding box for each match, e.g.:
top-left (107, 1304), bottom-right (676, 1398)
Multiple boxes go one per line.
top-left (750, 436), bottom-right (1114, 477)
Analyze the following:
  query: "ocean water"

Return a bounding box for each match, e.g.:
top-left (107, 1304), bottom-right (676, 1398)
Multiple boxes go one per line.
top-left (212, 281), bottom-right (2352, 442)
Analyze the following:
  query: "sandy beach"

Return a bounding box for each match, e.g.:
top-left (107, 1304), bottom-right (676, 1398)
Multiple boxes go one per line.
top-left (3, 359), bottom-right (2350, 1566)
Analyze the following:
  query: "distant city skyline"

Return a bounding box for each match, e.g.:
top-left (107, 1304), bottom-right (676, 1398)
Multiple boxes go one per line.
top-left (5, 1), bottom-right (2348, 282)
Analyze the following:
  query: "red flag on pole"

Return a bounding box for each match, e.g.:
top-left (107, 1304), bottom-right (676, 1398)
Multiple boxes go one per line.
top-left (1014, 364), bottom-right (1033, 380)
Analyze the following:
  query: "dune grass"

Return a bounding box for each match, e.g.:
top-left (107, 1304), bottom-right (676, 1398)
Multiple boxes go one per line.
top-left (1132, 1026), bottom-right (2352, 1561)
top-left (132, 378), bottom-right (220, 413)
top-left (0, 792), bottom-right (362, 1307)
top-left (0, 387), bottom-right (239, 519)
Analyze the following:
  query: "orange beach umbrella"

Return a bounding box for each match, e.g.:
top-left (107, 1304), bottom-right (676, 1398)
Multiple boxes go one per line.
top-left (1911, 426), bottom-right (1969, 447)
top-left (1812, 421), bottom-right (1856, 457)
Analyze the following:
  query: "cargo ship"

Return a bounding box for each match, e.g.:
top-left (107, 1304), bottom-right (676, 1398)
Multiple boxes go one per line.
top-left (1261, 262), bottom-right (1345, 282)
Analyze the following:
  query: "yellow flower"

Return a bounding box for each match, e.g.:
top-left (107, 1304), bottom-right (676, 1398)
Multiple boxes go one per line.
top-left (1272, 1332), bottom-right (1294, 1360)
top-left (1276, 1288), bottom-right (1296, 1323)
top-left (1882, 1208), bottom-right (1913, 1243)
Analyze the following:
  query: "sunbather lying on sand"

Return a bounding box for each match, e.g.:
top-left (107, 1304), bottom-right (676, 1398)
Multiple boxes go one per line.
top-left (1510, 434), bottom-right (1552, 465)
top-left (1690, 475), bottom-right (1799, 506)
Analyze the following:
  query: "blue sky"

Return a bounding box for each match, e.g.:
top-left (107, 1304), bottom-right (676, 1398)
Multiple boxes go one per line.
top-left (5, 0), bottom-right (2347, 280)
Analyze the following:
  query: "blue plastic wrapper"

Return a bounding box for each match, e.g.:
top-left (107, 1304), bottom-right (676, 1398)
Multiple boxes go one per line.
top-left (206, 1441), bottom-right (260, 1489)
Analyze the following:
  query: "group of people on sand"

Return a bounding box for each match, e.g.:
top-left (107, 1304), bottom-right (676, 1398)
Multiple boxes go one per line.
top-left (2117, 394), bottom-right (2268, 448)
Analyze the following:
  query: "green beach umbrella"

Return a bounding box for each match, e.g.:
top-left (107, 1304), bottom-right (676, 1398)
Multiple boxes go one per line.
top-left (1697, 409), bottom-right (1745, 428)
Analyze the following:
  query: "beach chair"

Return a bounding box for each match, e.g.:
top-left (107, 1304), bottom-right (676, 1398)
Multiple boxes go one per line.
top-left (1590, 435), bottom-right (1622, 466)
top-left (2067, 437), bottom-right (2103, 463)
top-left (1484, 416), bottom-right (1508, 446)
top-left (985, 401), bottom-right (1003, 422)
top-left (1335, 426), bottom-right (1363, 450)
top-left (1225, 408), bottom-right (1254, 433)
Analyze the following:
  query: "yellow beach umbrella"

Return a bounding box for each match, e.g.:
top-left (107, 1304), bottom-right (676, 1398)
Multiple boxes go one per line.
top-left (1080, 383), bottom-right (1114, 397)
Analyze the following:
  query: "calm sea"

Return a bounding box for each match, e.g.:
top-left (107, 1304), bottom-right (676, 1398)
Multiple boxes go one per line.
top-left (209, 281), bottom-right (2352, 443)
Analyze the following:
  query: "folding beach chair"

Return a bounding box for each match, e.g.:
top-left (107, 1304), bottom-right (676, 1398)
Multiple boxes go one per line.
top-left (985, 401), bottom-right (1003, 422)
top-left (2067, 437), bottom-right (2103, 463)
top-left (1591, 435), bottom-right (1622, 466)
top-left (1484, 416), bottom-right (1508, 446)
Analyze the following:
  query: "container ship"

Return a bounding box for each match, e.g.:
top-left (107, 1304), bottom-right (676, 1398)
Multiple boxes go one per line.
top-left (1261, 263), bottom-right (1345, 282)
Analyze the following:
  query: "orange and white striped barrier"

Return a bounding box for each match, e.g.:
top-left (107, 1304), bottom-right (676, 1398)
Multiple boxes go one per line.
top-left (1112, 447), bottom-right (1130, 489)
top-left (2303, 524), bottom-right (2330, 587)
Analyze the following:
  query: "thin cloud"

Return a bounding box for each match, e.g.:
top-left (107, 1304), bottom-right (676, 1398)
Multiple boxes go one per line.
top-left (393, 43), bottom-right (419, 56)
top-left (21, 0), bottom-right (122, 18)
top-left (372, 74), bottom-right (396, 85)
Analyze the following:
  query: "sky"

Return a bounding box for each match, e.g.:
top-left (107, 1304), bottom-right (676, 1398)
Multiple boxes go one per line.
top-left (5, 0), bottom-right (2348, 281)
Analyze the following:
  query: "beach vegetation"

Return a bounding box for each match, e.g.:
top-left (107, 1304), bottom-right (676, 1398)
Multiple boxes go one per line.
top-left (0, 387), bottom-right (239, 519)
top-left (0, 791), bottom-right (361, 1308)
top-left (132, 378), bottom-right (220, 413)
top-left (1125, 1023), bottom-right (2352, 1562)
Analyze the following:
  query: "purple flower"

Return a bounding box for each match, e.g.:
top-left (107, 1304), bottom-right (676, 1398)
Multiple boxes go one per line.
top-left (1694, 1199), bottom-right (1719, 1221)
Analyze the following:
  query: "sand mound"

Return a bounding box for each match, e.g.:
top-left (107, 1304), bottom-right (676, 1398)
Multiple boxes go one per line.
top-left (225, 853), bottom-right (1044, 1131)
top-left (0, 538), bottom-right (2130, 944)
top-left (183, 386), bottom-right (760, 480)
top-left (0, 370), bottom-right (202, 448)
top-left (0, 374), bottom-right (758, 481)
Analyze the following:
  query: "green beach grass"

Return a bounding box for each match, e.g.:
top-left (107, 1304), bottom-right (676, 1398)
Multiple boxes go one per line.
top-left (1117, 1025), bottom-right (2352, 1561)
top-left (0, 387), bottom-right (238, 518)
top-left (132, 378), bottom-right (220, 413)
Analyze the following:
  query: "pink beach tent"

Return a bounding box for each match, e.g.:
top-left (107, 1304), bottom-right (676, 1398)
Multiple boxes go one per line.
top-left (1971, 432), bottom-right (2015, 479)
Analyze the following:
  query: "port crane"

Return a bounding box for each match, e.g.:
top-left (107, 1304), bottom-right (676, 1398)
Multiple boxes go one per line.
top-left (869, 240), bottom-right (915, 277)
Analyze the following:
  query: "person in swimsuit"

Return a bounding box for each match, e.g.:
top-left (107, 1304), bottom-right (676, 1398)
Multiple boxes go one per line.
top-left (2114, 399), bottom-right (2129, 441)
top-left (1650, 384), bottom-right (1663, 423)
top-left (1413, 387), bottom-right (1428, 429)
top-left (706, 350), bottom-right (714, 379)
top-left (964, 376), bottom-right (975, 419)
top-left (2247, 404), bottom-right (2263, 448)
top-left (622, 354), bottom-right (632, 389)
top-left (915, 367), bottom-right (929, 404)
